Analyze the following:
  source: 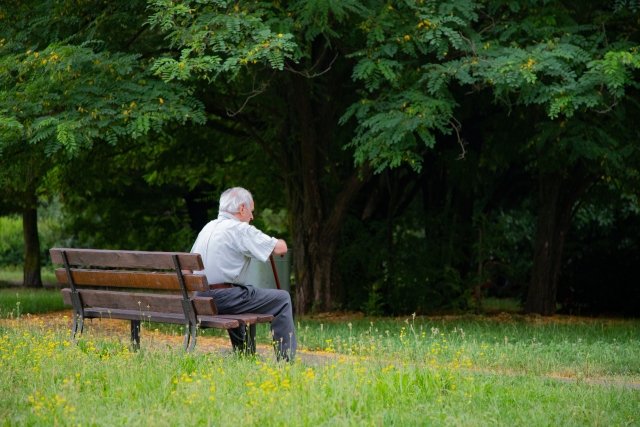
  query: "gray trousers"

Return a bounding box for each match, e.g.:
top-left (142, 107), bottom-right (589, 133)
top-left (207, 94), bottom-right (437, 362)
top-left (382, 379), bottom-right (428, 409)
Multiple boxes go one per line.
top-left (195, 285), bottom-right (297, 360)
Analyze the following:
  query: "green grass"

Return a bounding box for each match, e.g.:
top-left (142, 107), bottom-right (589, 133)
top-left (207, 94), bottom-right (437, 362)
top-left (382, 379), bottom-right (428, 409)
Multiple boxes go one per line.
top-left (0, 296), bottom-right (639, 426)
top-left (144, 314), bottom-right (640, 382)
top-left (0, 289), bottom-right (638, 425)
top-left (481, 297), bottom-right (522, 313)
top-left (0, 323), bottom-right (638, 427)
top-left (1, 287), bottom-right (639, 382)
top-left (0, 266), bottom-right (58, 284)
top-left (291, 316), bottom-right (640, 382)
top-left (0, 287), bottom-right (66, 318)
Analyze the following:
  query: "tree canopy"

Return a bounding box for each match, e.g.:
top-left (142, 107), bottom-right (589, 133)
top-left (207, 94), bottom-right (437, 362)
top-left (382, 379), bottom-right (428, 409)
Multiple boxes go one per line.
top-left (1, 0), bottom-right (639, 315)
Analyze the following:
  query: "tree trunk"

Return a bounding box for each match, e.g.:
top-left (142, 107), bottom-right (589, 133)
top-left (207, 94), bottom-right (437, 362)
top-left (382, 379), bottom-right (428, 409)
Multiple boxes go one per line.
top-left (525, 169), bottom-right (595, 315)
top-left (282, 66), bottom-right (371, 314)
top-left (22, 191), bottom-right (42, 288)
top-left (288, 167), bottom-right (369, 314)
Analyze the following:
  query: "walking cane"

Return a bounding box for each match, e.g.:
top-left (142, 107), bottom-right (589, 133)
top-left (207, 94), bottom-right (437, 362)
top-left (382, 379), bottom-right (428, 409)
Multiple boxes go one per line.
top-left (269, 255), bottom-right (282, 290)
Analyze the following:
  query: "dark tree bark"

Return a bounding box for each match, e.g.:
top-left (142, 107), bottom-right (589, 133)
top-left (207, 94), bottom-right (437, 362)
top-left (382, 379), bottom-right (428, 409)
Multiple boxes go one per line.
top-left (283, 69), bottom-right (372, 314)
top-left (287, 166), bottom-right (370, 314)
top-left (22, 189), bottom-right (42, 288)
top-left (525, 167), bottom-right (595, 315)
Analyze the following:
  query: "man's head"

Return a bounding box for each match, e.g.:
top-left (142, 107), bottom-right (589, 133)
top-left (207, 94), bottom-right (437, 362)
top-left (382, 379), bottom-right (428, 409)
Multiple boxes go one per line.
top-left (219, 187), bottom-right (254, 223)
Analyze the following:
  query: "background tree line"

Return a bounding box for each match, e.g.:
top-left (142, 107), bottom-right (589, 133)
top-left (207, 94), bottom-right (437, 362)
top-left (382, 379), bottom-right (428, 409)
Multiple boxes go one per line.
top-left (1, 0), bottom-right (639, 316)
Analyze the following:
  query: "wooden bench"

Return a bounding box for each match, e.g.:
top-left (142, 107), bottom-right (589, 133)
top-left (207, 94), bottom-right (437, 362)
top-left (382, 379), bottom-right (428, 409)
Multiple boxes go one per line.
top-left (50, 248), bottom-right (273, 353)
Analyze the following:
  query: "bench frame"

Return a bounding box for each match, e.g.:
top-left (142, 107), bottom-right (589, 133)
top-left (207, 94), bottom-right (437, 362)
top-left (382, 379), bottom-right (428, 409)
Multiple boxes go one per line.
top-left (53, 248), bottom-right (273, 353)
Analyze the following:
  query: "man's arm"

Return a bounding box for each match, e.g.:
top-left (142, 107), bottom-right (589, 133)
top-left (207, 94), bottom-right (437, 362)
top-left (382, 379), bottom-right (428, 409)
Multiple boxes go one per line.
top-left (272, 239), bottom-right (287, 257)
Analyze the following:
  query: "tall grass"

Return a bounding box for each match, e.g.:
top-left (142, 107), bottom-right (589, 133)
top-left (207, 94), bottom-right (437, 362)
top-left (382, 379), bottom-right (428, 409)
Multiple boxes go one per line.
top-left (0, 322), bottom-right (637, 427)
top-left (0, 288), bottom-right (66, 318)
top-left (146, 314), bottom-right (640, 381)
top-left (2, 287), bottom-right (639, 383)
top-left (290, 316), bottom-right (640, 381)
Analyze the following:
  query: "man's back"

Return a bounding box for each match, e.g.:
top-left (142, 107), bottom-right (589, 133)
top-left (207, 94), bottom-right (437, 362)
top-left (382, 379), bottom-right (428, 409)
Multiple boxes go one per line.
top-left (191, 212), bottom-right (277, 285)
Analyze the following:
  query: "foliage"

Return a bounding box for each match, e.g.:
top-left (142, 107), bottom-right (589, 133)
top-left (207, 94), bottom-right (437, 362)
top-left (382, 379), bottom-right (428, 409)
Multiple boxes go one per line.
top-left (49, 113), bottom-right (288, 251)
top-left (340, 195), bottom-right (471, 316)
top-left (148, 0), bottom-right (298, 81)
top-left (341, 0), bottom-right (480, 172)
top-left (0, 0), bottom-right (207, 223)
top-left (559, 188), bottom-right (640, 316)
top-left (147, 0), bottom-right (486, 172)
top-left (473, 206), bottom-right (537, 294)
top-left (0, 201), bottom-right (70, 268)
top-left (0, 0), bottom-right (209, 288)
top-left (0, 216), bottom-right (24, 267)
top-left (0, 42), bottom-right (205, 157)
top-left (345, 0), bottom-right (640, 172)
top-left (1, 0), bottom-right (639, 314)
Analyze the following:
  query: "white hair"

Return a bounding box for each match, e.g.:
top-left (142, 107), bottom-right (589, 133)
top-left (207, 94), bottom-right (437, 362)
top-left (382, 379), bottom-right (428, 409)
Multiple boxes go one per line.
top-left (219, 187), bottom-right (253, 214)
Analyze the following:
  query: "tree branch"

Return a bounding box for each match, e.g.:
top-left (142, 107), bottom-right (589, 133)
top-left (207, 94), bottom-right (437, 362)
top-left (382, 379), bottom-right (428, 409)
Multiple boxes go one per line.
top-left (592, 95), bottom-right (619, 114)
top-left (478, 10), bottom-right (497, 35)
top-left (225, 81), bottom-right (269, 117)
top-left (125, 23), bottom-right (148, 50)
top-left (284, 53), bottom-right (339, 79)
top-left (450, 116), bottom-right (467, 160)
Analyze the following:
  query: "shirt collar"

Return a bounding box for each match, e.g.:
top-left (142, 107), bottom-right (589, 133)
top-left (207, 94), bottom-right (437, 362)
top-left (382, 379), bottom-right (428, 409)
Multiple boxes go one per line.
top-left (218, 211), bottom-right (240, 222)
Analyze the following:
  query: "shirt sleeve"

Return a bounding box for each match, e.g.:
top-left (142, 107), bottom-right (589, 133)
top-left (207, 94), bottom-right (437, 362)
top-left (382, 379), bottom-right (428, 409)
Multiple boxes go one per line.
top-left (238, 225), bottom-right (278, 262)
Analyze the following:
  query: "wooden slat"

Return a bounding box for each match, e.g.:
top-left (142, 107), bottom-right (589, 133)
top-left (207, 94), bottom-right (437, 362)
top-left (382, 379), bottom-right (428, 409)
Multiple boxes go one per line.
top-left (81, 308), bottom-right (240, 329)
top-left (215, 313), bottom-right (274, 325)
top-left (50, 248), bottom-right (204, 270)
top-left (61, 289), bottom-right (217, 315)
top-left (55, 269), bottom-right (209, 292)
top-left (199, 316), bottom-right (245, 329)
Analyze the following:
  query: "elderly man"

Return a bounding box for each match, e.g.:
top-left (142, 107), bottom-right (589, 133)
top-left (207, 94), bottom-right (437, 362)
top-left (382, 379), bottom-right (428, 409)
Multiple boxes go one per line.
top-left (189, 187), bottom-right (297, 360)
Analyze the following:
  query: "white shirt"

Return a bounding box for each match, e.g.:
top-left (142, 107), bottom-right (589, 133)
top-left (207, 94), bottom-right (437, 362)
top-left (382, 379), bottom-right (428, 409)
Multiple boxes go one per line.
top-left (190, 212), bottom-right (278, 285)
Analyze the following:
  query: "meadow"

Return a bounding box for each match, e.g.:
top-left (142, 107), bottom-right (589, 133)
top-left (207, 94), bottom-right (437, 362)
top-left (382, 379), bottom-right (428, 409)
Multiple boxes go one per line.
top-left (0, 290), bottom-right (638, 426)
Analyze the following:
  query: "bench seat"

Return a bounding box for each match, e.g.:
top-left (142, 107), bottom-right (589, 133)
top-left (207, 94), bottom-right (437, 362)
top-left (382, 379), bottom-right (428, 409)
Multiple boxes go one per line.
top-left (80, 308), bottom-right (273, 329)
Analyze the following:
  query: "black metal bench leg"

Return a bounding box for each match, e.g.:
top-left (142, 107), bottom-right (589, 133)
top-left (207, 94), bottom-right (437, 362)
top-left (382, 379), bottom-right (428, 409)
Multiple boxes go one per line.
top-left (191, 323), bottom-right (198, 353)
top-left (70, 314), bottom-right (78, 341)
top-left (182, 324), bottom-right (190, 352)
top-left (70, 313), bottom-right (85, 341)
top-left (131, 320), bottom-right (141, 350)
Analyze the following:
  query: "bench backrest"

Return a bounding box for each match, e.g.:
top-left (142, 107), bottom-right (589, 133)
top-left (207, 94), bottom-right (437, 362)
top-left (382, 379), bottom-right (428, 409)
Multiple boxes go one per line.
top-left (60, 289), bottom-right (217, 315)
top-left (50, 248), bottom-right (218, 317)
top-left (50, 248), bottom-right (209, 292)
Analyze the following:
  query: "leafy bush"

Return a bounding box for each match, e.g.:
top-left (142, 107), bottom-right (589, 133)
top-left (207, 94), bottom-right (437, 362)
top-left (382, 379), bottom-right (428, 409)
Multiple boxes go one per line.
top-left (0, 200), bottom-right (71, 269)
top-left (339, 194), bottom-right (537, 316)
top-left (0, 216), bottom-right (24, 267)
top-left (559, 191), bottom-right (640, 316)
top-left (339, 212), bottom-right (472, 316)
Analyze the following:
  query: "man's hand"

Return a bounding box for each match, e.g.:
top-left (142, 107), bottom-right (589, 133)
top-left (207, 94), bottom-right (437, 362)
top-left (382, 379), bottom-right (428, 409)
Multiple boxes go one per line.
top-left (181, 269), bottom-right (193, 275)
top-left (272, 239), bottom-right (288, 257)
